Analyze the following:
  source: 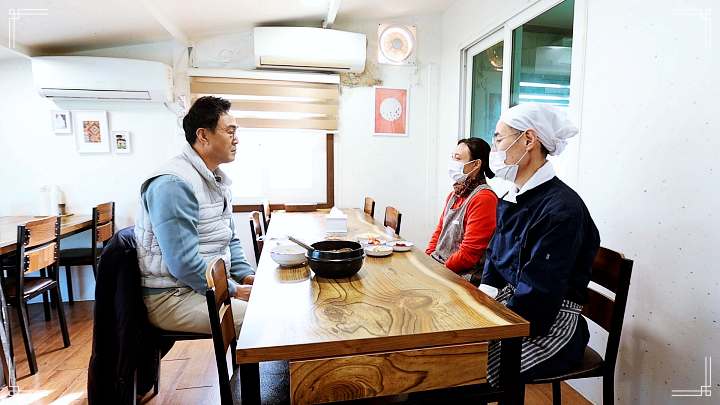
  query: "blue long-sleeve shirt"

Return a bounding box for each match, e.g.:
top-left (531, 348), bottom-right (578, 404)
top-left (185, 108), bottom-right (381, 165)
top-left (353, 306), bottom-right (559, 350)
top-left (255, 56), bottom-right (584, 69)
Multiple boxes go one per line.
top-left (143, 175), bottom-right (254, 295)
top-left (482, 177), bottom-right (600, 337)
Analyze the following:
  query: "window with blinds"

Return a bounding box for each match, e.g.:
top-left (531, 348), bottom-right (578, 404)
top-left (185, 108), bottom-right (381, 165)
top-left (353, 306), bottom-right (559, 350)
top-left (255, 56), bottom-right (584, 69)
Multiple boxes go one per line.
top-left (188, 74), bottom-right (337, 209)
top-left (189, 76), bottom-right (339, 130)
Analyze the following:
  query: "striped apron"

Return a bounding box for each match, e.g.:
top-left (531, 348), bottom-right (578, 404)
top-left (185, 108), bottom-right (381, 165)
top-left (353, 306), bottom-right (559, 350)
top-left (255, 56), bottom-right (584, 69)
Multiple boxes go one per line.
top-left (487, 284), bottom-right (583, 386)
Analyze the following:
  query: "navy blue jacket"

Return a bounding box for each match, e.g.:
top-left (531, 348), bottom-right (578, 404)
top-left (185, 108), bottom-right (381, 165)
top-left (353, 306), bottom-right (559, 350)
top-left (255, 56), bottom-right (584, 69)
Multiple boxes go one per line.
top-left (87, 227), bottom-right (172, 404)
top-left (482, 177), bottom-right (600, 337)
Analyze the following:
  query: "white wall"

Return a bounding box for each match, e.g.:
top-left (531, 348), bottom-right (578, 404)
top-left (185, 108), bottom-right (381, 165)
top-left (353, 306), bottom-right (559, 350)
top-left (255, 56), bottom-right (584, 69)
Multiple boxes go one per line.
top-left (440, 0), bottom-right (720, 403)
top-left (0, 13), bottom-right (444, 299)
top-left (0, 51), bottom-right (183, 300)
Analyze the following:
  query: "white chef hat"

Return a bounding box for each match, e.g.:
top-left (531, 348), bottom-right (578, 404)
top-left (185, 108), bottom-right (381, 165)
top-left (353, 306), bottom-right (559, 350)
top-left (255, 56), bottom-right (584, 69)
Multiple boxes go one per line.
top-left (499, 103), bottom-right (578, 156)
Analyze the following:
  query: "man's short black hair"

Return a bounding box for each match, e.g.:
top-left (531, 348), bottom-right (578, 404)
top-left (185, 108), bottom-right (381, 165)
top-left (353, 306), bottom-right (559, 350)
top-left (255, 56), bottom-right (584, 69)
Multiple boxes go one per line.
top-left (182, 96), bottom-right (232, 145)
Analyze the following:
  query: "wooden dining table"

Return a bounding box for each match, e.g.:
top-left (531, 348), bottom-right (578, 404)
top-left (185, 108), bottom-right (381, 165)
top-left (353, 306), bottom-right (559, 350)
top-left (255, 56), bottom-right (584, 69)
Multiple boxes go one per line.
top-left (235, 209), bottom-right (530, 404)
top-left (0, 215), bottom-right (93, 255)
top-left (0, 214), bottom-right (93, 393)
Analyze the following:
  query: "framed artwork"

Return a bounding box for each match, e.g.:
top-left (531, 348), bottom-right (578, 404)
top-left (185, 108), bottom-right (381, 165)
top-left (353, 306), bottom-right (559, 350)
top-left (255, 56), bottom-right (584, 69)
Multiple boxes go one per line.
top-left (112, 130), bottom-right (131, 154)
top-left (374, 87), bottom-right (408, 136)
top-left (52, 110), bottom-right (72, 134)
top-left (73, 110), bottom-right (110, 153)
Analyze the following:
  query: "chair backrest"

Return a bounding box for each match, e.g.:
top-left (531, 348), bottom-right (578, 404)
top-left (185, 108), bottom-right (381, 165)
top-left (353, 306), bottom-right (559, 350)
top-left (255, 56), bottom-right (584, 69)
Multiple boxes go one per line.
top-left (261, 199), bottom-right (271, 229)
top-left (14, 216), bottom-right (61, 288)
top-left (582, 247), bottom-right (633, 373)
top-left (363, 197), bottom-right (375, 218)
top-left (204, 258), bottom-right (236, 399)
top-left (248, 211), bottom-right (264, 265)
top-left (383, 206), bottom-right (402, 235)
top-left (92, 202), bottom-right (115, 247)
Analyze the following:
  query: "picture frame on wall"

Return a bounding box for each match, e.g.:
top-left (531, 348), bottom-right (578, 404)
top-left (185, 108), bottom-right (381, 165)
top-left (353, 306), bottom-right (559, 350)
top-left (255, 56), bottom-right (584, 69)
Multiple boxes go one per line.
top-left (73, 110), bottom-right (110, 153)
top-left (373, 87), bottom-right (408, 136)
top-left (52, 110), bottom-right (72, 134)
top-left (112, 130), bottom-right (131, 154)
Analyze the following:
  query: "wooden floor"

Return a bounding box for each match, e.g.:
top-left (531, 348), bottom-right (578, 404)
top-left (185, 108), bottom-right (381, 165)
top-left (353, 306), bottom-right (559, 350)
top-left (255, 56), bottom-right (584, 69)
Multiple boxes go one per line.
top-left (0, 302), bottom-right (592, 404)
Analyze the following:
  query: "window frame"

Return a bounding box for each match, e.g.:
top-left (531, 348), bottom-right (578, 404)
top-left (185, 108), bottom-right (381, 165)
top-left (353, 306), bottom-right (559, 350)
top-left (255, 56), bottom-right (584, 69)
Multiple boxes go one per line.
top-left (231, 132), bottom-right (335, 213)
top-left (458, 0), bottom-right (588, 187)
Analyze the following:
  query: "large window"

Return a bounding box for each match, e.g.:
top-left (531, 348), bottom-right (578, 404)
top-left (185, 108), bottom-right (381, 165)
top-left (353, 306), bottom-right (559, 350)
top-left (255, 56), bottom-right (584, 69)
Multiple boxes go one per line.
top-left (189, 71), bottom-right (338, 209)
top-left (466, 33), bottom-right (504, 144)
top-left (510, 0), bottom-right (574, 108)
top-left (223, 130), bottom-right (330, 206)
top-left (463, 0), bottom-right (577, 140)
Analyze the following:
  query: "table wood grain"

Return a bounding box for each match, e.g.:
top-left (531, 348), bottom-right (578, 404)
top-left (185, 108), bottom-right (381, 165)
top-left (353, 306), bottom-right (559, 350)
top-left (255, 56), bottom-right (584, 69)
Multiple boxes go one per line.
top-left (0, 215), bottom-right (93, 255)
top-left (236, 209), bottom-right (529, 364)
top-left (289, 342), bottom-right (489, 404)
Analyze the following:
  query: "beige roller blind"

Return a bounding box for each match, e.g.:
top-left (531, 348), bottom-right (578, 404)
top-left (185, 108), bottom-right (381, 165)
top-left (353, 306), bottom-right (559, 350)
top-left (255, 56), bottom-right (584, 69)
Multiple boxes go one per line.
top-left (190, 76), bottom-right (339, 131)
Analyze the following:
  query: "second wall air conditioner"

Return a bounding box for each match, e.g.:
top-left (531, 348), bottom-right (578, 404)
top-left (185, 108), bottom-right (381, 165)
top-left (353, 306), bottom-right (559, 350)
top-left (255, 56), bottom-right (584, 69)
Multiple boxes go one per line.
top-left (31, 56), bottom-right (173, 103)
top-left (253, 27), bottom-right (366, 73)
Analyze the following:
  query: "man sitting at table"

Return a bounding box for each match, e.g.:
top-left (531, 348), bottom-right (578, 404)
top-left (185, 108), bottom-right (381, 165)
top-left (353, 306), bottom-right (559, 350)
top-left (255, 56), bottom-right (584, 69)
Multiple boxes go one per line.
top-left (134, 96), bottom-right (255, 336)
top-left (480, 103), bottom-right (600, 384)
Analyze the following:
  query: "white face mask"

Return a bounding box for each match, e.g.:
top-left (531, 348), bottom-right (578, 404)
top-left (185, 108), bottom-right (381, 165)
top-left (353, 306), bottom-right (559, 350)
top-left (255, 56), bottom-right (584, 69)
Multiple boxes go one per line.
top-left (448, 159), bottom-right (479, 183)
top-left (489, 132), bottom-right (528, 183)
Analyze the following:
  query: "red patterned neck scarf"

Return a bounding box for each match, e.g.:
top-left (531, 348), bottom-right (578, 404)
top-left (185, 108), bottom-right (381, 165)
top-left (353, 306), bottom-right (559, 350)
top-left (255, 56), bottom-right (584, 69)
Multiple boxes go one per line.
top-left (453, 172), bottom-right (486, 198)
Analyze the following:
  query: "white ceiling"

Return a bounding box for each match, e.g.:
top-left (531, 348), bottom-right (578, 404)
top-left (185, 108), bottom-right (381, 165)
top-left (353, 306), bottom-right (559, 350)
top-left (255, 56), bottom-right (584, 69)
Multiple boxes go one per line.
top-left (0, 0), bottom-right (454, 55)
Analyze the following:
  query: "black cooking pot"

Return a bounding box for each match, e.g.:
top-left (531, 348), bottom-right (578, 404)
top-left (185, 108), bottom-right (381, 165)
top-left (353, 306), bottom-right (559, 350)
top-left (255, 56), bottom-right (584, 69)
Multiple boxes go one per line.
top-left (303, 240), bottom-right (364, 278)
top-left (306, 254), bottom-right (365, 278)
top-left (308, 240), bottom-right (364, 260)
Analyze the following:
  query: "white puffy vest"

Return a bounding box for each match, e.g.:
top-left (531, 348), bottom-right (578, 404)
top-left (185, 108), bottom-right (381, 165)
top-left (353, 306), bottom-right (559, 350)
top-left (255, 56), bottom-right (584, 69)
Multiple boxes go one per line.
top-left (135, 144), bottom-right (233, 288)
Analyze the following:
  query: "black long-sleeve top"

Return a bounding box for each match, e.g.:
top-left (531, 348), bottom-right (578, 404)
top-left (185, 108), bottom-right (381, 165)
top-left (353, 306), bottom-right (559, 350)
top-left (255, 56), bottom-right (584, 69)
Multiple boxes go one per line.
top-left (482, 176), bottom-right (600, 337)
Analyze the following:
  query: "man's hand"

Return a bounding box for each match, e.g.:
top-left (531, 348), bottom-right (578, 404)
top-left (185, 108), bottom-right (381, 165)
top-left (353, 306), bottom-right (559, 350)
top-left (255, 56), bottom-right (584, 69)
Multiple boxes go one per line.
top-left (242, 274), bottom-right (255, 285)
top-left (234, 284), bottom-right (252, 301)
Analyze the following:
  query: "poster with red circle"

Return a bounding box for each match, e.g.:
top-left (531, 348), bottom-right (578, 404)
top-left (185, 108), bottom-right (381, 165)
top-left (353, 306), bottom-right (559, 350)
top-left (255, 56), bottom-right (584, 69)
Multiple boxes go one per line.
top-left (374, 87), bottom-right (408, 136)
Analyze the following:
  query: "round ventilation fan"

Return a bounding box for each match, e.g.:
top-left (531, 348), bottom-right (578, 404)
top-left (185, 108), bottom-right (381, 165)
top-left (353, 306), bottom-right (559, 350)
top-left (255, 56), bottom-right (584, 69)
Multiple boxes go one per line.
top-left (378, 24), bottom-right (416, 65)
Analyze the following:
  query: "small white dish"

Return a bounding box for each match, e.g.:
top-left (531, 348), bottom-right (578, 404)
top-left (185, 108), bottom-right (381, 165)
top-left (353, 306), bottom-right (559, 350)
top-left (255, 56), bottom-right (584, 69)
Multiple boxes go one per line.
top-left (387, 240), bottom-right (414, 252)
top-left (270, 245), bottom-right (307, 267)
top-left (364, 245), bottom-right (393, 257)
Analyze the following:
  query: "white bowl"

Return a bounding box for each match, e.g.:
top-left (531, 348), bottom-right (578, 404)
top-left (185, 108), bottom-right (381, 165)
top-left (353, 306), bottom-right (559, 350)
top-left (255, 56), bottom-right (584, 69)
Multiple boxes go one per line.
top-left (270, 245), bottom-right (307, 267)
top-left (364, 245), bottom-right (393, 257)
top-left (387, 240), bottom-right (414, 252)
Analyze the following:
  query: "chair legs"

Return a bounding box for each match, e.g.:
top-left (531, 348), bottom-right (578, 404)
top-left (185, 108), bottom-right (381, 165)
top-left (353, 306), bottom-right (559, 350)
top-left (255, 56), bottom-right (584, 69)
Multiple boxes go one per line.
top-left (16, 302), bottom-right (38, 375)
top-left (50, 285), bottom-right (71, 348)
top-left (65, 266), bottom-right (75, 305)
top-left (552, 381), bottom-right (561, 405)
top-left (40, 269), bottom-right (52, 321)
top-left (41, 293), bottom-right (51, 321)
top-left (154, 347), bottom-right (161, 396)
top-left (213, 341), bottom-right (233, 405)
top-left (231, 340), bottom-right (237, 369)
top-left (603, 372), bottom-right (614, 405)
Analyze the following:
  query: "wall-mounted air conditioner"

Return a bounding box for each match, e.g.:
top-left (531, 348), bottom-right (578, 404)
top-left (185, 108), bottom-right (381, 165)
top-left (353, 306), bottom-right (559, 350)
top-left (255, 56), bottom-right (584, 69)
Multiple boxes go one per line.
top-left (31, 56), bottom-right (173, 103)
top-left (253, 27), bottom-right (366, 73)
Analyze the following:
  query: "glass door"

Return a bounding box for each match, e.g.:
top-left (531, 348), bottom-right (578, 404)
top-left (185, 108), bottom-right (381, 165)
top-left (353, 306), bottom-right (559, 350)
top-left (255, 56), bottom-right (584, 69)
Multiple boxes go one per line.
top-left (463, 30), bottom-right (504, 144)
top-left (510, 0), bottom-right (575, 108)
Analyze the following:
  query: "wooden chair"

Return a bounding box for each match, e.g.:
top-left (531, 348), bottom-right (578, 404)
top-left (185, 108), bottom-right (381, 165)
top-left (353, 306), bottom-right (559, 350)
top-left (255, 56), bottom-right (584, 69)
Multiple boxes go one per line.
top-left (3, 216), bottom-right (71, 375)
top-left (248, 211), bottom-right (265, 266)
top-left (205, 257), bottom-right (238, 404)
top-left (261, 199), bottom-right (271, 229)
top-left (384, 206), bottom-right (402, 235)
top-left (147, 258), bottom-right (237, 405)
top-left (59, 202), bottom-right (115, 304)
top-left (363, 197), bottom-right (376, 218)
top-left (528, 247), bottom-right (634, 405)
